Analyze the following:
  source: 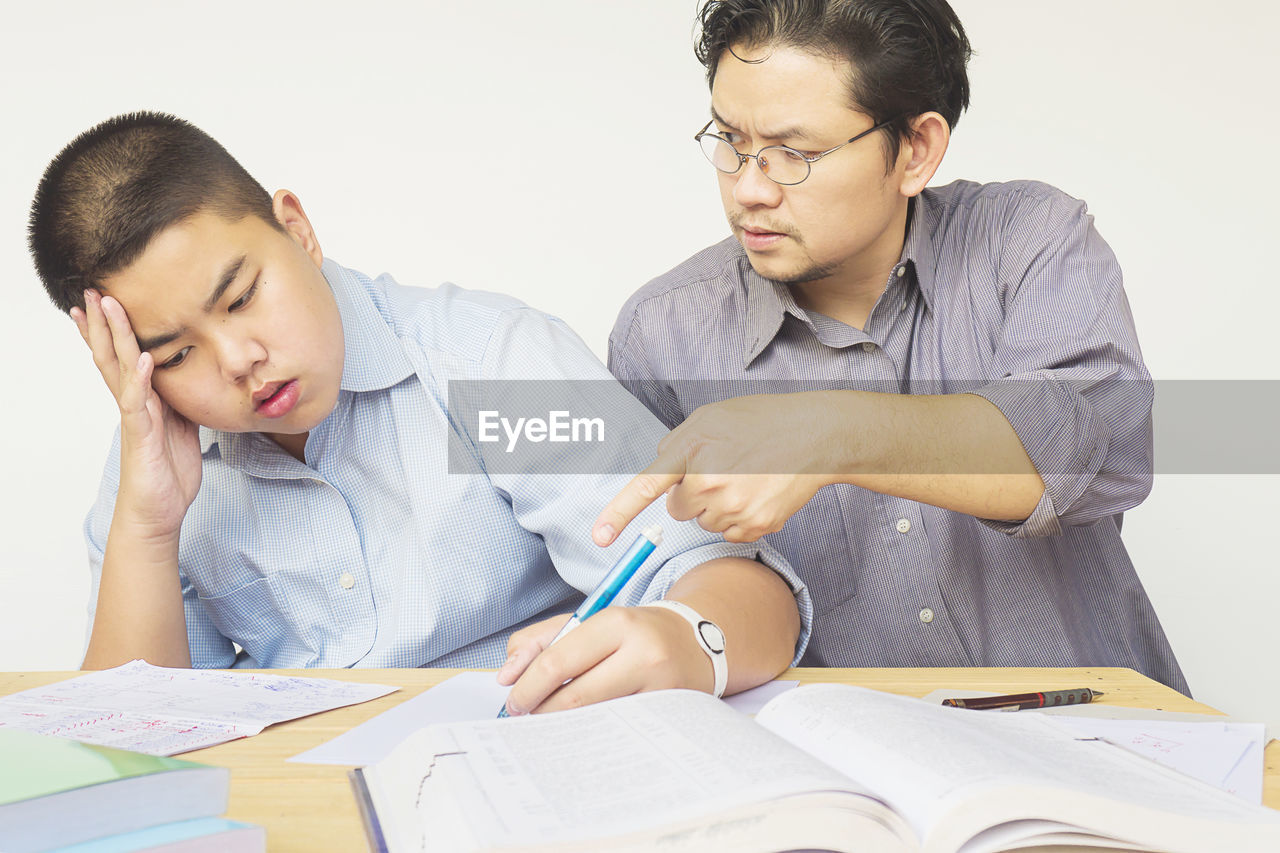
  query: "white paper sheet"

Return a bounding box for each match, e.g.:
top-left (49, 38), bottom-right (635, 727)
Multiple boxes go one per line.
top-left (1046, 717), bottom-right (1266, 804)
top-left (921, 688), bottom-right (1268, 803)
top-left (0, 659), bottom-right (397, 755)
top-left (289, 673), bottom-right (801, 765)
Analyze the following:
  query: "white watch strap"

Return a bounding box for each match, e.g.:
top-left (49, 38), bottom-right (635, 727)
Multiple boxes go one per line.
top-left (644, 600), bottom-right (727, 698)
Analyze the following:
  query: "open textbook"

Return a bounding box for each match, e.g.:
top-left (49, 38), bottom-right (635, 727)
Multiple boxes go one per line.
top-left (350, 684), bottom-right (1280, 853)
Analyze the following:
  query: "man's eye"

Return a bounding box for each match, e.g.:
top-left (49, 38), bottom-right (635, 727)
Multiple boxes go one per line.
top-left (229, 278), bottom-right (259, 311)
top-left (782, 148), bottom-right (815, 162)
top-left (158, 347), bottom-right (191, 369)
top-left (718, 130), bottom-right (744, 146)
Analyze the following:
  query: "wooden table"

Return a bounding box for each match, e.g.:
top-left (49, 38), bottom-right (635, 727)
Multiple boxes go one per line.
top-left (3, 667), bottom-right (1275, 851)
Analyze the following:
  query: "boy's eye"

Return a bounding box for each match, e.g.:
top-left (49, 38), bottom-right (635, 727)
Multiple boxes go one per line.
top-left (158, 346), bottom-right (192, 369)
top-left (228, 277), bottom-right (259, 311)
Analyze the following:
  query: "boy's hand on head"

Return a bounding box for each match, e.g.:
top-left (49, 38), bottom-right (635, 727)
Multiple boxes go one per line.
top-left (495, 606), bottom-right (714, 716)
top-left (70, 290), bottom-right (201, 535)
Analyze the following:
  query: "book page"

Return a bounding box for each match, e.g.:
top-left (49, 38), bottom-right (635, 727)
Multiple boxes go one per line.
top-left (366, 688), bottom-right (900, 850)
top-left (291, 672), bottom-right (798, 765)
top-left (754, 684), bottom-right (1280, 850)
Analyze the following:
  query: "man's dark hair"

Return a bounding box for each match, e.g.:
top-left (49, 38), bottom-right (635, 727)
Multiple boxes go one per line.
top-left (695, 0), bottom-right (972, 170)
top-left (28, 111), bottom-right (280, 313)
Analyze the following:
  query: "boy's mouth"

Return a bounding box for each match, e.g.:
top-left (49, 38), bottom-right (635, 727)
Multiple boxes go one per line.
top-left (253, 379), bottom-right (300, 418)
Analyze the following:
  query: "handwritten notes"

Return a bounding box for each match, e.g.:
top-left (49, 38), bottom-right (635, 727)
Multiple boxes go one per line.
top-left (0, 660), bottom-right (396, 755)
top-left (1045, 717), bottom-right (1266, 803)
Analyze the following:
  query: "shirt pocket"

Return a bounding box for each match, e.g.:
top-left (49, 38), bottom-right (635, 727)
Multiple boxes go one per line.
top-left (197, 576), bottom-right (320, 668)
top-left (768, 486), bottom-right (862, 616)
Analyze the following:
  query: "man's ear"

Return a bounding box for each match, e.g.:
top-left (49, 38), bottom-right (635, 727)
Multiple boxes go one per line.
top-left (898, 112), bottom-right (950, 198)
top-left (272, 189), bottom-right (323, 269)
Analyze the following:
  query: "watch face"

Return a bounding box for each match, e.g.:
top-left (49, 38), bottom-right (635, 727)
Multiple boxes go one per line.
top-left (697, 620), bottom-right (726, 653)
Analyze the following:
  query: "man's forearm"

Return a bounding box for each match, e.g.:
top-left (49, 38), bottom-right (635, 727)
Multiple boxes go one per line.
top-left (817, 390), bottom-right (1045, 522)
top-left (664, 556), bottom-right (800, 694)
top-left (83, 515), bottom-right (191, 670)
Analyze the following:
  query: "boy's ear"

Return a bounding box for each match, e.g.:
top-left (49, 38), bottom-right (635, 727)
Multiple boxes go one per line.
top-left (272, 190), bottom-right (323, 269)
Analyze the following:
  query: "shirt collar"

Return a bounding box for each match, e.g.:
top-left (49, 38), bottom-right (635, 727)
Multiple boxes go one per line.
top-left (741, 191), bottom-right (940, 368)
top-left (324, 258), bottom-right (415, 393)
top-left (742, 260), bottom-right (812, 368)
top-left (900, 192), bottom-right (938, 314)
top-left (200, 258), bottom-right (414, 455)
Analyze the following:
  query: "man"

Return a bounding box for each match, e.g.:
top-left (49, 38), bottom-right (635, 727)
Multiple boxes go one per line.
top-left (596, 0), bottom-right (1187, 691)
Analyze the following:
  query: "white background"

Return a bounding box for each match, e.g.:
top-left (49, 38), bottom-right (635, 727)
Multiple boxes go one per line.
top-left (1, 2), bottom-right (1276, 727)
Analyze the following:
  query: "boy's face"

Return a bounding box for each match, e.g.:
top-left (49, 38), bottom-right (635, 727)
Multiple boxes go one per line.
top-left (99, 192), bottom-right (344, 439)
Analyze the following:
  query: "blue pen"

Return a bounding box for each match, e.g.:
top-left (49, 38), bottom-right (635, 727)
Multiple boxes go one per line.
top-left (498, 524), bottom-right (663, 718)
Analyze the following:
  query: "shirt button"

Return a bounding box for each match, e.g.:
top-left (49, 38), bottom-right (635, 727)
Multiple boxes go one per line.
top-left (896, 265), bottom-right (906, 278)
top-left (861, 341), bottom-right (876, 353)
top-left (339, 572), bottom-right (355, 590)
top-left (896, 518), bottom-right (911, 534)
top-left (919, 608), bottom-right (935, 624)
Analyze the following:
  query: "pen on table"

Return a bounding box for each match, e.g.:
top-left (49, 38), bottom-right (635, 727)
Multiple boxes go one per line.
top-left (497, 524), bottom-right (664, 718)
top-left (941, 688), bottom-right (1105, 711)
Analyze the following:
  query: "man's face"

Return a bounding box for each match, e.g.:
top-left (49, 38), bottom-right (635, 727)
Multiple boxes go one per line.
top-left (99, 198), bottom-right (344, 438)
top-left (709, 44), bottom-right (909, 287)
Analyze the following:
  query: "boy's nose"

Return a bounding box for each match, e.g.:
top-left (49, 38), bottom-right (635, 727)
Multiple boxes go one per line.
top-left (214, 335), bottom-right (268, 382)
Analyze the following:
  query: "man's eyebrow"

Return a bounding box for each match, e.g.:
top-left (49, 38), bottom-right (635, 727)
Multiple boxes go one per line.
top-left (135, 255), bottom-right (246, 352)
top-left (709, 105), bottom-right (737, 130)
top-left (709, 105), bottom-right (816, 143)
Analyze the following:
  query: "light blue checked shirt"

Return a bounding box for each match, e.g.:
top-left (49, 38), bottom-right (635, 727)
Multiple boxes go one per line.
top-left (611, 180), bottom-right (1187, 693)
top-left (83, 260), bottom-right (811, 669)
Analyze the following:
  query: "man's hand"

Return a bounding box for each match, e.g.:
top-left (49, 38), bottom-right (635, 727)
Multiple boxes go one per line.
top-left (71, 290), bottom-right (201, 534)
top-left (495, 606), bottom-right (714, 715)
top-left (593, 394), bottom-right (836, 544)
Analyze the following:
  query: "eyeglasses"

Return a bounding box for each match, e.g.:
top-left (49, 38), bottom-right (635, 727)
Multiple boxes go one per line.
top-left (694, 117), bottom-right (898, 186)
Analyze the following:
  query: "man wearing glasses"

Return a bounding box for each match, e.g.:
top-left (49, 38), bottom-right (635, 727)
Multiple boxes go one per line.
top-left (596, 0), bottom-right (1188, 691)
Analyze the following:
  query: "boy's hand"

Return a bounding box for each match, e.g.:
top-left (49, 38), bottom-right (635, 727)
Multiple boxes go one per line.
top-left (495, 605), bottom-right (714, 715)
top-left (71, 290), bottom-right (201, 535)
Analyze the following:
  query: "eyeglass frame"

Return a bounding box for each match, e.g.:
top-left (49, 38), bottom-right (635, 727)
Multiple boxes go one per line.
top-left (693, 116), bottom-right (901, 186)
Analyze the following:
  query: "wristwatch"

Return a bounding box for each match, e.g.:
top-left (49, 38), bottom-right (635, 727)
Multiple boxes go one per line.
top-left (644, 600), bottom-right (727, 698)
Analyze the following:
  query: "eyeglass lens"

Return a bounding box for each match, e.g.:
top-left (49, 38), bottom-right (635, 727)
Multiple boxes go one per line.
top-left (698, 135), bottom-right (811, 185)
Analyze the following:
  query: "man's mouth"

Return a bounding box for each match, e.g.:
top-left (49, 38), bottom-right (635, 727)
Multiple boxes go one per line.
top-left (738, 225), bottom-right (790, 251)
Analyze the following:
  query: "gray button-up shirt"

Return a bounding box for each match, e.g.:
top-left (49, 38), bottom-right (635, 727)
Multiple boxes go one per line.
top-left (610, 179), bottom-right (1187, 693)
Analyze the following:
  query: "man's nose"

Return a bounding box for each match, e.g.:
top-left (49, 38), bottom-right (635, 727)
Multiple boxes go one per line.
top-left (732, 156), bottom-right (784, 208)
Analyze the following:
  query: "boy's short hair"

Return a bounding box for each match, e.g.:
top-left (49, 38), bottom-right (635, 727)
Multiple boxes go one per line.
top-left (28, 111), bottom-right (281, 313)
top-left (694, 0), bottom-right (972, 171)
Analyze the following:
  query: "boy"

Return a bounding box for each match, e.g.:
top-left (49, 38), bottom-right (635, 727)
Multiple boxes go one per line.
top-left (28, 112), bottom-right (809, 715)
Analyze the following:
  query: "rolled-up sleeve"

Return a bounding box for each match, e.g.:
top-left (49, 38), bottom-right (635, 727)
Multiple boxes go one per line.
top-left (971, 191), bottom-right (1153, 537)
